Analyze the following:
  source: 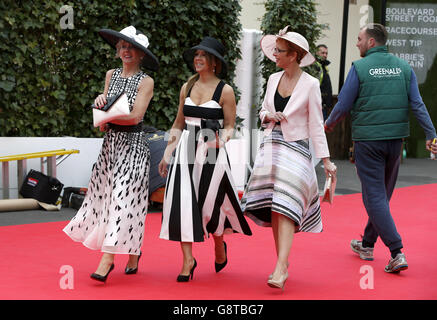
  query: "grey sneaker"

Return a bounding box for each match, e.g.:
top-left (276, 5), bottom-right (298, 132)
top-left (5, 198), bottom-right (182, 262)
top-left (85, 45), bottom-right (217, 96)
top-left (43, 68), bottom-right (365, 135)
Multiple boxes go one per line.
top-left (350, 239), bottom-right (374, 261)
top-left (384, 253), bottom-right (408, 273)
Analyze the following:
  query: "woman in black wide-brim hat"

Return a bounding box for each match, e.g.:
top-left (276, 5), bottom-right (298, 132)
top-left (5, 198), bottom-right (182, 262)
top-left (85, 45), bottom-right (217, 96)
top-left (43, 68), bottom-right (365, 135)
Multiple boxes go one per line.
top-left (63, 26), bottom-right (159, 283)
top-left (158, 37), bottom-right (252, 282)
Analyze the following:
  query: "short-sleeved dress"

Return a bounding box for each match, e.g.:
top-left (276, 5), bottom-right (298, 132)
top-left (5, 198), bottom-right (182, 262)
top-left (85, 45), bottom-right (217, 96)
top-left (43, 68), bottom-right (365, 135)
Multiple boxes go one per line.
top-left (63, 68), bottom-right (151, 255)
top-left (160, 81), bottom-right (252, 242)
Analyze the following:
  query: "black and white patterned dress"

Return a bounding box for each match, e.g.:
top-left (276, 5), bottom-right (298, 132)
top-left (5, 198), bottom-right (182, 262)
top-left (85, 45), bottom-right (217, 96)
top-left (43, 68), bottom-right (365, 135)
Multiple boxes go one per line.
top-left (63, 68), bottom-right (151, 255)
top-left (160, 81), bottom-right (252, 242)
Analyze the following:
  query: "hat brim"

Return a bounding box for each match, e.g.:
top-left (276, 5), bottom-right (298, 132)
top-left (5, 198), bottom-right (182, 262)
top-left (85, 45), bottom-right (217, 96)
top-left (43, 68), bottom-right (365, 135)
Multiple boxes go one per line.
top-left (98, 29), bottom-right (159, 72)
top-left (260, 35), bottom-right (315, 67)
top-left (183, 45), bottom-right (228, 78)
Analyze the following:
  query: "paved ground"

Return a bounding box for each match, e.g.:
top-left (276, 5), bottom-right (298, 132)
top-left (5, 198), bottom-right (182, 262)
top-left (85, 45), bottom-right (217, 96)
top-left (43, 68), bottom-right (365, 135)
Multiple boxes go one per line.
top-left (315, 157), bottom-right (437, 195)
top-left (1, 158), bottom-right (436, 227)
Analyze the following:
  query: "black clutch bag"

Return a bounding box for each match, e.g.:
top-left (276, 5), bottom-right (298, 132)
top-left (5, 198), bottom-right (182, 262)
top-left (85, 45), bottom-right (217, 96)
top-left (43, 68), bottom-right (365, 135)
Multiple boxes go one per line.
top-left (91, 91), bottom-right (125, 111)
top-left (201, 119), bottom-right (221, 133)
top-left (200, 119), bottom-right (222, 147)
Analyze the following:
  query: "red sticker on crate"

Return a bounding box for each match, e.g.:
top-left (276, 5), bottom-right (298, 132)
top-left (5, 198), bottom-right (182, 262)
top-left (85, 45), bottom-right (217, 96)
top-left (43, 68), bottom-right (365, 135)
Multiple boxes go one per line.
top-left (27, 177), bottom-right (38, 187)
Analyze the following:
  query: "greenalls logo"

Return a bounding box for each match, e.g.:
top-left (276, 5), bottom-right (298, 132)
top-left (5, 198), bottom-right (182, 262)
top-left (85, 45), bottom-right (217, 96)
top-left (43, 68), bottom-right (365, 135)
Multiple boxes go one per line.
top-left (369, 67), bottom-right (402, 77)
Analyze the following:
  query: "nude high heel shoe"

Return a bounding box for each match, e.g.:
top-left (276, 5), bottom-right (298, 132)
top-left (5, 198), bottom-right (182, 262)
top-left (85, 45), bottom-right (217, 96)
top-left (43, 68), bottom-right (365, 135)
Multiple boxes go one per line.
top-left (267, 271), bottom-right (289, 290)
top-left (268, 262), bottom-right (289, 280)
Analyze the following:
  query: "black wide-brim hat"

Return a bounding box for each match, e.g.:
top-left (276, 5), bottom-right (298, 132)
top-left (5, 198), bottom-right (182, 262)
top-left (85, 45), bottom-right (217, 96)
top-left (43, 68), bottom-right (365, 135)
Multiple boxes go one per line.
top-left (98, 26), bottom-right (159, 72)
top-left (183, 36), bottom-right (228, 78)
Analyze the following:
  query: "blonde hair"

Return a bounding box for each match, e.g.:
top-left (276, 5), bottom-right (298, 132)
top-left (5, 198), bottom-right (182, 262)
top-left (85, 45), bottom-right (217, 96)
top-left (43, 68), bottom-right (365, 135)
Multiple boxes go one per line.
top-left (115, 40), bottom-right (145, 61)
top-left (115, 40), bottom-right (124, 58)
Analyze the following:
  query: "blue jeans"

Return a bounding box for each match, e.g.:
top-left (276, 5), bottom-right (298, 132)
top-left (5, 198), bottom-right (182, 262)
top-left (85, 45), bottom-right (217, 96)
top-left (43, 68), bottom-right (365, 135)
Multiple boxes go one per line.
top-left (354, 139), bottom-right (403, 252)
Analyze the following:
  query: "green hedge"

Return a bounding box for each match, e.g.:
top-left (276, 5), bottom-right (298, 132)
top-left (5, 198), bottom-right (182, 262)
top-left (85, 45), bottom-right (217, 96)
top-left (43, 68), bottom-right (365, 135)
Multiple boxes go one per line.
top-left (131, 0), bottom-right (242, 131)
top-left (0, 0), bottom-right (242, 137)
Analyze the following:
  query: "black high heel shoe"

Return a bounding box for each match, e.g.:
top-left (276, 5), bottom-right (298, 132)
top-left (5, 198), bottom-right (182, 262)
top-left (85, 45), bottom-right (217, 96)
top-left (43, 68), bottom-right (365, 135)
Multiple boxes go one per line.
top-left (215, 241), bottom-right (227, 273)
top-left (125, 251), bottom-right (141, 275)
top-left (177, 258), bottom-right (197, 282)
top-left (90, 263), bottom-right (114, 283)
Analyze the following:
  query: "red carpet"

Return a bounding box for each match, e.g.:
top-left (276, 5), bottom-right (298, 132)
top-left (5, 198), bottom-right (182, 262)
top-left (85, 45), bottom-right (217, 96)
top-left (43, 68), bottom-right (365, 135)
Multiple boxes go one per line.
top-left (1, 184), bottom-right (437, 300)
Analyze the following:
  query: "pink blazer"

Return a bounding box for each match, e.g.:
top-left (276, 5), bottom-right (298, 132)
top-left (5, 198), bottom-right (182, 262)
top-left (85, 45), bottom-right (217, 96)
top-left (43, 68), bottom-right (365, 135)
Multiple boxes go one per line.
top-left (259, 71), bottom-right (330, 159)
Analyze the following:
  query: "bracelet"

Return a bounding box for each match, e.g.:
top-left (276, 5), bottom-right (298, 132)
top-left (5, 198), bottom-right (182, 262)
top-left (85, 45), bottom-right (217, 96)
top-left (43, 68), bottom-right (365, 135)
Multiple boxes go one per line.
top-left (219, 136), bottom-right (228, 145)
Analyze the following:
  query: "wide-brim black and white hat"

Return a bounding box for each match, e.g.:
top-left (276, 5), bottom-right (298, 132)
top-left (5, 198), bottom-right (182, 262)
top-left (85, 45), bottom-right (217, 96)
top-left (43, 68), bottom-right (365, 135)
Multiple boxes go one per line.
top-left (99, 26), bottom-right (159, 71)
top-left (183, 37), bottom-right (228, 78)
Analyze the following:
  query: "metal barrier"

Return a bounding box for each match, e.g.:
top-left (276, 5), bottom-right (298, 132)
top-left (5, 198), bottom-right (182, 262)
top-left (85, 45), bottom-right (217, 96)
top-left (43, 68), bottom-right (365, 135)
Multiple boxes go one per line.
top-left (0, 149), bottom-right (79, 199)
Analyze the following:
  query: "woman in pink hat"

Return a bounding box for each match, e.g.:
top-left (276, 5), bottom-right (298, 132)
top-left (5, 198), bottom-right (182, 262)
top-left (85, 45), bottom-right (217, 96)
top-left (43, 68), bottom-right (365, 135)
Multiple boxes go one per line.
top-left (241, 26), bottom-right (337, 290)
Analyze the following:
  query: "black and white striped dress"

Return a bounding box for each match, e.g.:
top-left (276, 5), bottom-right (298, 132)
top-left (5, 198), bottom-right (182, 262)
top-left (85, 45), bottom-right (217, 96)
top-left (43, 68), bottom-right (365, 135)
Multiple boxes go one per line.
top-left (160, 81), bottom-right (252, 242)
top-left (63, 68), bottom-right (151, 255)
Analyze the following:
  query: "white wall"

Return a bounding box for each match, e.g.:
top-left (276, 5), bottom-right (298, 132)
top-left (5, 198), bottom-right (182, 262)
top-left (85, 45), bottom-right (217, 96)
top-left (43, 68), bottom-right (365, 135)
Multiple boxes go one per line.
top-left (234, 29), bottom-right (264, 178)
top-left (240, 0), bottom-right (266, 30)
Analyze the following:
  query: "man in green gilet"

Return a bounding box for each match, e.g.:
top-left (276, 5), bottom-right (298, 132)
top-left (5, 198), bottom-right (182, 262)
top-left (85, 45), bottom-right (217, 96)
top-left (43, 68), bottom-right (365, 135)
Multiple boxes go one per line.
top-left (325, 23), bottom-right (437, 273)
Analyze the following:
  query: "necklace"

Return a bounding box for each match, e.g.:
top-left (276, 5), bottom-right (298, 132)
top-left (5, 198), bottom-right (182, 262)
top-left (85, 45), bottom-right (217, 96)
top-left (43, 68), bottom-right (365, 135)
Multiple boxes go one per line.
top-left (279, 70), bottom-right (302, 96)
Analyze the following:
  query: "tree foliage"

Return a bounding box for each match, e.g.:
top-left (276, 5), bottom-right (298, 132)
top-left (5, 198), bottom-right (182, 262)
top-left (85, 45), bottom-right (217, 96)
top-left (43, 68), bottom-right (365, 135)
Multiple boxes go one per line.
top-left (0, 0), bottom-right (242, 137)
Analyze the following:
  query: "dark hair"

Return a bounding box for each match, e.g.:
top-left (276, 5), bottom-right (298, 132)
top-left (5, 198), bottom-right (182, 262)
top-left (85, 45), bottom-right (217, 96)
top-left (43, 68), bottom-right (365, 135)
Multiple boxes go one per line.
top-left (316, 44), bottom-right (328, 50)
top-left (185, 51), bottom-right (222, 96)
top-left (363, 23), bottom-right (388, 45)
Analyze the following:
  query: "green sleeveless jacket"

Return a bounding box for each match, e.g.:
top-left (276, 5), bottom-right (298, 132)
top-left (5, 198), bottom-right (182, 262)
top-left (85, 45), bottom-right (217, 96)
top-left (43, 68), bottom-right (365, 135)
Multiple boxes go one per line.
top-left (351, 46), bottom-right (411, 141)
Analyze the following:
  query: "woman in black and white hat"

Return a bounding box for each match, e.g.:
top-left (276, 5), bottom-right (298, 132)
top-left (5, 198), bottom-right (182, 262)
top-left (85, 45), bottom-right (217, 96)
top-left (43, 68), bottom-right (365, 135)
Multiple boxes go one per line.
top-left (158, 37), bottom-right (252, 282)
top-left (63, 26), bottom-right (158, 283)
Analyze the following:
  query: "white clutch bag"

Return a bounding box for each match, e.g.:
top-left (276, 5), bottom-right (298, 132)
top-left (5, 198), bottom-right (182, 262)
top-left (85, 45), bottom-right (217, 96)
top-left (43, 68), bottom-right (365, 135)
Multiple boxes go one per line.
top-left (92, 93), bottom-right (130, 127)
top-left (322, 174), bottom-right (337, 204)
